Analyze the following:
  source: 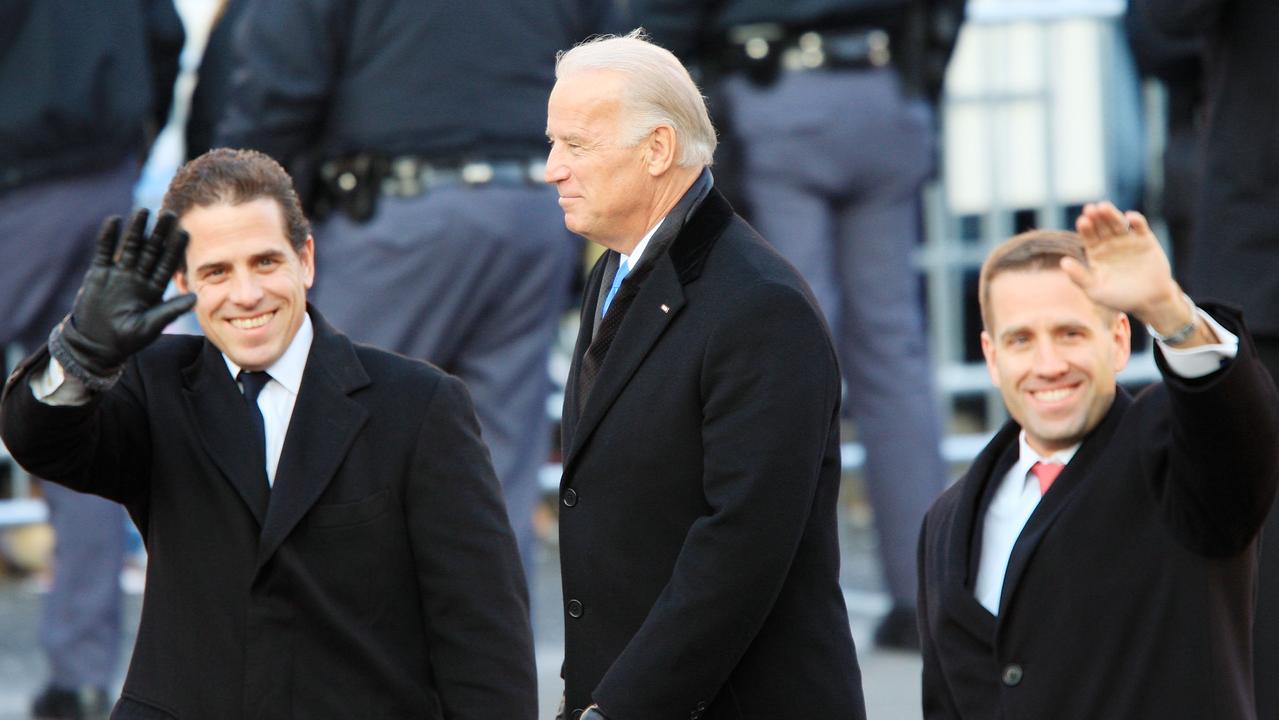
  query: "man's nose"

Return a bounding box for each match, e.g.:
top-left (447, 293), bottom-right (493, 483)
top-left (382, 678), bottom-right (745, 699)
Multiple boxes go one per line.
top-left (544, 147), bottom-right (568, 184)
top-left (1032, 341), bottom-right (1069, 376)
top-left (228, 271), bottom-right (264, 306)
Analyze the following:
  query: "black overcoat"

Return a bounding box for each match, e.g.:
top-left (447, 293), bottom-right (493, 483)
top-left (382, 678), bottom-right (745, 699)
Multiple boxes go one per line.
top-left (558, 186), bottom-right (866, 719)
top-left (0, 309), bottom-right (537, 719)
top-left (918, 306), bottom-right (1279, 720)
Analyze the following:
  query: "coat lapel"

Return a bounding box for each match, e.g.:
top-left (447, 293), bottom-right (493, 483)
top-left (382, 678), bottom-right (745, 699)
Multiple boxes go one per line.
top-left (997, 389), bottom-right (1133, 618)
top-left (563, 257), bottom-right (685, 473)
top-left (561, 182), bottom-right (731, 476)
top-left (255, 310), bottom-right (370, 570)
top-left (182, 342), bottom-right (270, 527)
top-left (561, 254), bottom-right (608, 451)
top-left (940, 423), bottom-right (1020, 637)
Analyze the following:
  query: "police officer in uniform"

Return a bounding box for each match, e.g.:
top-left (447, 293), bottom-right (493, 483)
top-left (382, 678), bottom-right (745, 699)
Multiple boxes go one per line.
top-left (219, 0), bottom-right (617, 582)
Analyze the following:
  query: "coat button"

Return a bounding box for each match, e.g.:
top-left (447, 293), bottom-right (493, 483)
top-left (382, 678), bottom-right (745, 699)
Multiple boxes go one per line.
top-left (567, 599), bottom-right (584, 618)
top-left (1002, 663), bottom-right (1024, 686)
top-left (562, 488), bottom-right (578, 507)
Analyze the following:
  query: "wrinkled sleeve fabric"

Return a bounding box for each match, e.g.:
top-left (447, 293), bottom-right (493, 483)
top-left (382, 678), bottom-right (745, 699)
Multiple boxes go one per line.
top-left (1139, 304), bottom-right (1279, 556)
top-left (0, 345), bottom-right (151, 506)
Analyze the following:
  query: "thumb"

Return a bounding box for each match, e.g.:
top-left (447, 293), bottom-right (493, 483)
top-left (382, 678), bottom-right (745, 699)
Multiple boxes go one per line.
top-left (139, 293), bottom-right (197, 337)
top-left (1059, 256), bottom-right (1093, 292)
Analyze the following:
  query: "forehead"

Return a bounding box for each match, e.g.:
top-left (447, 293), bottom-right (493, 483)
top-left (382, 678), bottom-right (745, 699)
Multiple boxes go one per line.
top-left (180, 198), bottom-right (292, 259)
top-left (547, 70), bottom-right (626, 135)
top-left (986, 269), bottom-right (1105, 332)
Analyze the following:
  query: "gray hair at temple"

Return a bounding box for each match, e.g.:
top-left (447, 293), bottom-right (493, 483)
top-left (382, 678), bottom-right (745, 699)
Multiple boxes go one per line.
top-left (555, 29), bottom-right (718, 168)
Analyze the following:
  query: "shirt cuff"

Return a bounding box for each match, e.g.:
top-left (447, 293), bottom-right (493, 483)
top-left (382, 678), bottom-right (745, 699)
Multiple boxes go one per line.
top-left (1150, 308), bottom-right (1239, 379)
top-left (29, 357), bottom-right (93, 406)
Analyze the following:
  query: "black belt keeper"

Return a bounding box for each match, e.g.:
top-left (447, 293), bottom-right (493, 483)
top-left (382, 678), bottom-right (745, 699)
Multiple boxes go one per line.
top-left (721, 24), bottom-right (893, 87)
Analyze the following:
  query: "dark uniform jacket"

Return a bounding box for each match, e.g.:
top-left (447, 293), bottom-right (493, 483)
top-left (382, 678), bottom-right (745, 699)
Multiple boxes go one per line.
top-left (0, 309), bottom-right (536, 720)
top-left (918, 306), bottom-right (1279, 720)
top-left (558, 179), bottom-right (866, 719)
top-left (0, 0), bottom-right (183, 188)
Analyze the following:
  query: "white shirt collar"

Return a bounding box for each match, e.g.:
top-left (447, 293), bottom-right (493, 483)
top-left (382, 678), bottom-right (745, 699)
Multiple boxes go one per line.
top-left (621, 217), bottom-right (664, 270)
top-left (1013, 430), bottom-right (1079, 487)
top-left (222, 312), bottom-right (314, 394)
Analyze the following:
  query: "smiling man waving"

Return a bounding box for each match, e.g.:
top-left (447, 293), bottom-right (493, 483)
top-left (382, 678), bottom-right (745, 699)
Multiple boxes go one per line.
top-left (0, 148), bottom-right (536, 719)
top-left (917, 202), bottom-right (1279, 719)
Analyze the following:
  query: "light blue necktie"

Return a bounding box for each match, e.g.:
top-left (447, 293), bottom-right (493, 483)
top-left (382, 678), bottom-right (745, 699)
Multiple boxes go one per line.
top-left (601, 258), bottom-right (630, 316)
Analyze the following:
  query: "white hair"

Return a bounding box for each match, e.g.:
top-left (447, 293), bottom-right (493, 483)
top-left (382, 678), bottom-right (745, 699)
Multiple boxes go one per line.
top-left (555, 29), bottom-right (718, 167)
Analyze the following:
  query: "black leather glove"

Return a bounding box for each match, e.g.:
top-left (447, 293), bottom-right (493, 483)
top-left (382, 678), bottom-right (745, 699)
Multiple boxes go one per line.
top-left (49, 209), bottom-right (195, 390)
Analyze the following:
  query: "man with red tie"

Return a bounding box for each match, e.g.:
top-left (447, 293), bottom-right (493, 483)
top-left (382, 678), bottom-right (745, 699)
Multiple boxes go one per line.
top-left (917, 202), bottom-right (1279, 719)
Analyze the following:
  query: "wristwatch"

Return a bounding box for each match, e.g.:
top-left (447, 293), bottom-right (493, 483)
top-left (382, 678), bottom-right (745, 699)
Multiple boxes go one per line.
top-left (580, 706), bottom-right (610, 720)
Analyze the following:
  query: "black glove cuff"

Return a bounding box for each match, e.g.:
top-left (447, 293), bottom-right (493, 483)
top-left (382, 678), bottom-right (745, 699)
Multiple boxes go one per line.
top-left (48, 317), bottom-right (123, 392)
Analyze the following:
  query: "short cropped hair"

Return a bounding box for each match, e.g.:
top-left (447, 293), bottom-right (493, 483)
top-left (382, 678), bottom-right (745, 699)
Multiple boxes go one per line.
top-left (556, 29), bottom-right (718, 167)
top-left (979, 229), bottom-right (1097, 332)
top-left (162, 148), bottom-right (310, 268)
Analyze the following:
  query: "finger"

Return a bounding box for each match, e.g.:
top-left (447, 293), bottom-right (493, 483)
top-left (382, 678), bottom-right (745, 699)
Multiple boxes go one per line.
top-left (92, 216), bottom-right (122, 267)
top-left (1059, 256), bottom-right (1093, 291)
top-left (139, 293), bottom-right (197, 337)
top-left (1096, 201), bottom-right (1128, 237)
top-left (1075, 213), bottom-right (1099, 245)
top-left (1126, 211), bottom-right (1153, 238)
top-left (118, 208), bottom-right (150, 270)
top-left (150, 226), bottom-right (190, 291)
top-left (137, 211), bottom-right (176, 279)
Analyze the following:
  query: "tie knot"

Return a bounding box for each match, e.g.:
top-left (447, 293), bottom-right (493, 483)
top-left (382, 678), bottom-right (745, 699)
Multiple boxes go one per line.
top-left (238, 370), bottom-right (272, 402)
top-left (1030, 461), bottom-right (1065, 495)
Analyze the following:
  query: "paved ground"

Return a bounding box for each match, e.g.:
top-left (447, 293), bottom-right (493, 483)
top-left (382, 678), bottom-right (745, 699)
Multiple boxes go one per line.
top-left (0, 497), bottom-right (923, 720)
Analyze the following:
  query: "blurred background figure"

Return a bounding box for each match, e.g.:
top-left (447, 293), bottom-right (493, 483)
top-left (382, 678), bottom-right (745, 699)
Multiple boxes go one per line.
top-left (1122, 3), bottom-right (1202, 283)
top-left (217, 0), bottom-right (618, 586)
top-left (0, 1), bottom-right (183, 718)
top-left (1127, 1), bottom-right (1279, 717)
top-left (629, 0), bottom-right (966, 650)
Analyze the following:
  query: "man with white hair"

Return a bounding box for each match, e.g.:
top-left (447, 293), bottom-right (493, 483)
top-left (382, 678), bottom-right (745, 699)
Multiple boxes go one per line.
top-left (547, 31), bottom-right (867, 720)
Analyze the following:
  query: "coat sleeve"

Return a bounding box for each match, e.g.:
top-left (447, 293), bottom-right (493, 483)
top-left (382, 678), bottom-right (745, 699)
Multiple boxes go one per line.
top-left (0, 345), bottom-right (151, 506)
top-left (404, 373), bottom-right (538, 720)
top-left (592, 281), bottom-right (843, 717)
top-left (1142, 304), bottom-right (1279, 556)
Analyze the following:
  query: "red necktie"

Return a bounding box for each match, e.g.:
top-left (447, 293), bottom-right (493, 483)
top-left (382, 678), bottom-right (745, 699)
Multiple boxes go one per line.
top-left (1030, 461), bottom-right (1064, 495)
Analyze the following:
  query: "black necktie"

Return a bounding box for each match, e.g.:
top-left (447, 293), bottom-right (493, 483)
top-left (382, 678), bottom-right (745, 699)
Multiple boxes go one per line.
top-left (238, 370), bottom-right (271, 483)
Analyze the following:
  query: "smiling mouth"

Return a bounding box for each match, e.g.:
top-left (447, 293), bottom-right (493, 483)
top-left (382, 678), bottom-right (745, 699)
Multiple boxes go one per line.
top-left (1030, 386), bottom-right (1077, 402)
top-left (229, 311), bottom-right (274, 330)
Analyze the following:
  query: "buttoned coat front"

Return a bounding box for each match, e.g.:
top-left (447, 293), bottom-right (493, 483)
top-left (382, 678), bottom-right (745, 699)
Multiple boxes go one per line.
top-left (558, 187), bottom-right (866, 720)
top-left (0, 309), bottom-right (536, 720)
top-left (917, 307), bottom-right (1279, 720)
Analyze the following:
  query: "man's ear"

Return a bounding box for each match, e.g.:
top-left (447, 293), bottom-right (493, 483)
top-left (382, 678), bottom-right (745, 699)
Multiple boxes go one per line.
top-left (174, 270), bottom-right (189, 294)
top-left (981, 330), bottom-right (1001, 387)
top-left (644, 124), bottom-right (678, 176)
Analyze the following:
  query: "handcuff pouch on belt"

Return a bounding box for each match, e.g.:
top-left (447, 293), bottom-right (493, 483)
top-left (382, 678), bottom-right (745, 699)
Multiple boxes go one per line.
top-left (314, 154), bottom-right (547, 223)
top-left (723, 23), bottom-right (893, 88)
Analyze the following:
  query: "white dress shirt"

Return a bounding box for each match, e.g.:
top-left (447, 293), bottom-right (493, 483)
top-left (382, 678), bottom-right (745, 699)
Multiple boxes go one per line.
top-left (32, 314), bottom-right (315, 487)
top-left (223, 314), bottom-right (313, 485)
top-left (974, 308), bottom-right (1240, 614)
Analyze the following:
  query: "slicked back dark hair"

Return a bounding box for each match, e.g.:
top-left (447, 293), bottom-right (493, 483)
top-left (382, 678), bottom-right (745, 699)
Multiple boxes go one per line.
top-left (162, 148), bottom-right (310, 269)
